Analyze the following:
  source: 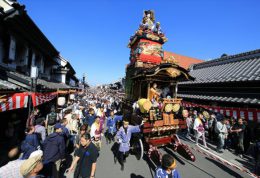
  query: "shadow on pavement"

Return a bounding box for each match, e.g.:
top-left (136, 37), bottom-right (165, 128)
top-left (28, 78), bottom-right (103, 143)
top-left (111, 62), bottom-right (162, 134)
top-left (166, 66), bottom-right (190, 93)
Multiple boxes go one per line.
top-left (142, 154), bottom-right (156, 178)
top-left (205, 157), bottom-right (244, 178)
top-left (130, 173), bottom-right (145, 178)
top-left (164, 146), bottom-right (186, 165)
top-left (235, 158), bottom-right (254, 171)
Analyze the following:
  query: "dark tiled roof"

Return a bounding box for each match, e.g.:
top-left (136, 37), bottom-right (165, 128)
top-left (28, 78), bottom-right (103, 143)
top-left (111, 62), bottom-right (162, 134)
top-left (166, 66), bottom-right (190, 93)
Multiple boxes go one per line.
top-left (181, 49), bottom-right (260, 84)
top-left (178, 94), bottom-right (260, 105)
top-left (37, 79), bottom-right (71, 89)
top-left (9, 71), bottom-right (71, 90)
top-left (0, 79), bottom-right (21, 90)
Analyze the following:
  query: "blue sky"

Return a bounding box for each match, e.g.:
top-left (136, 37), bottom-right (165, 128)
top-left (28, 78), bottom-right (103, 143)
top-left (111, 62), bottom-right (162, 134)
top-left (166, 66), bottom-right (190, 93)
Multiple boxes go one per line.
top-left (19, 0), bottom-right (260, 85)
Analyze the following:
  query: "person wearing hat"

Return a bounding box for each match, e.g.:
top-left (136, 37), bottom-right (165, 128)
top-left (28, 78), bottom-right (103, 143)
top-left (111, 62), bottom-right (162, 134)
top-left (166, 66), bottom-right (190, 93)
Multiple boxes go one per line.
top-left (155, 154), bottom-right (181, 178)
top-left (20, 154), bottom-right (43, 178)
top-left (115, 119), bottom-right (143, 171)
top-left (42, 123), bottom-right (65, 178)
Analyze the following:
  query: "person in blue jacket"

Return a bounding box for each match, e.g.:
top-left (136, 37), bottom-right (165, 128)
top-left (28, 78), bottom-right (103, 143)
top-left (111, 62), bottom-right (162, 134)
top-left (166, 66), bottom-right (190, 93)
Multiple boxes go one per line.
top-left (21, 126), bottom-right (40, 160)
top-left (42, 123), bottom-right (65, 178)
top-left (155, 154), bottom-right (181, 178)
top-left (116, 120), bottom-right (142, 171)
top-left (106, 111), bottom-right (123, 143)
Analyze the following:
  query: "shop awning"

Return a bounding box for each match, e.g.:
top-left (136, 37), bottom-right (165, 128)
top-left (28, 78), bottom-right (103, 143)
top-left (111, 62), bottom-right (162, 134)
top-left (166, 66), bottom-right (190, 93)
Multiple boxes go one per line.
top-left (31, 92), bottom-right (58, 107)
top-left (0, 92), bottom-right (29, 112)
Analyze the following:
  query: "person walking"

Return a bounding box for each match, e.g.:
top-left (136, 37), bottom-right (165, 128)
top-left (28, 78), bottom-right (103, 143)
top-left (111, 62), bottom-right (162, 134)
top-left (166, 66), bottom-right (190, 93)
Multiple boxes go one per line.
top-left (75, 124), bottom-right (88, 149)
top-left (116, 120), bottom-right (142, 171)
top-left (215, 118), bottom-right (228, 153)
top-left (45, 107), bottom-right (59, 135)
top-left (85, 108), bottom-right (96, 132)
top-left (21, 126), bottom-right (41, 160)
top-left (155, 154), bottom-right (181, 178)
top-left (68, 133), bottom-right (99, 178)
top-left (106, 111), bottom-right (123, 144)
top-left (230, 118), bottom-right (246, 158)
top-left (90, 116), bottom-right (103, 151)
top-left (193, 112), bottom-right (208, 149)
top-left (34, 117), bottom-right (46, 143)
top-left (42, 123), bottom-right (65, 178)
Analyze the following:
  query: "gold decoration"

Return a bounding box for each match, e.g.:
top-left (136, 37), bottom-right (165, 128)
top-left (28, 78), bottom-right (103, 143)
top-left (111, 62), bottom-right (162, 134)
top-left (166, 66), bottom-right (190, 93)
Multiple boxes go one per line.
top-left (141, 44), bottom-right (162, 57)
top-left (146, 34), bottom-right (160, 41)
top-left (166, 68), bottom-right (181, 78)
top-left (162, 55), bottom-right (178, 64)
top-left (172, 104), bottom-right (180, 112)
top-left (164, 103), bottom-right (173, 112)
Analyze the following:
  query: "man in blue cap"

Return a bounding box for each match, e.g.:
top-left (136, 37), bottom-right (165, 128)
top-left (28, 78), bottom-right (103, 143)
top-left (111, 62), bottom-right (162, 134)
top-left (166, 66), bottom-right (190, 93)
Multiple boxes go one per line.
top-left (42, 123), bottom-right (65, 178)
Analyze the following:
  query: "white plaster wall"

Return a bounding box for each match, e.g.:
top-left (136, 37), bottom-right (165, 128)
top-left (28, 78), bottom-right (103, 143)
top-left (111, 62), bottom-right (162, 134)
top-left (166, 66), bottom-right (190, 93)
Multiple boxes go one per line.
top-left (61, 74), bottom-right (66, 84)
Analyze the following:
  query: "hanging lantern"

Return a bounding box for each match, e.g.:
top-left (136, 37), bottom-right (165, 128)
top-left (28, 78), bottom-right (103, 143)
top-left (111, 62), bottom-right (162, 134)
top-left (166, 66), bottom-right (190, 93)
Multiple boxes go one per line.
top-left (58, 97), bottom-right (66, 106)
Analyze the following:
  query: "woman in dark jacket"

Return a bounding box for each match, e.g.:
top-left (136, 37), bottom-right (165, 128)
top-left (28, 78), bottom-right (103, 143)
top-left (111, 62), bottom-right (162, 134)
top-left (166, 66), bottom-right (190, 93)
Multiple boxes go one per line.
top-left (21, 126), bottom-right (40, 159)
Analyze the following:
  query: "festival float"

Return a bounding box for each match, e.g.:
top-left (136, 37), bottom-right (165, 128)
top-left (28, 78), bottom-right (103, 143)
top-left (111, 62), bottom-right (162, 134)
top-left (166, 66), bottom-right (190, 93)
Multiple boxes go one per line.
top-left (123, 10), bottom-right (196, 165)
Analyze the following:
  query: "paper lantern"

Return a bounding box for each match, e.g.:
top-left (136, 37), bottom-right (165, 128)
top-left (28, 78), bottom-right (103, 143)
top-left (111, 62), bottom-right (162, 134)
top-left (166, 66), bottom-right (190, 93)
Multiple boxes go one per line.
top-left (172, 104), bottom-right (180, 112)
top-left (69, 94), bottom-right (75, 100)
top-left (58, 97), bottom-right (66, 106)
top-left (138, 98), bottom-right (152, 113)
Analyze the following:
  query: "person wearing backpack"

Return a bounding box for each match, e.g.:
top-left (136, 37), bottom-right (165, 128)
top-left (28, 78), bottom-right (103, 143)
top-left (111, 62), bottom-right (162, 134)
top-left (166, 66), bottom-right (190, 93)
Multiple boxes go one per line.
top-left (45, 107), bottom-right (59, 135)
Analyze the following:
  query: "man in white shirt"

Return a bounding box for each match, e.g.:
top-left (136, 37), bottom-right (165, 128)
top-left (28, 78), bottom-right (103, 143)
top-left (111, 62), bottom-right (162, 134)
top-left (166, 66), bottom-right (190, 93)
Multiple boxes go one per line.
top-left (215, 118), bottom-right (228, 153)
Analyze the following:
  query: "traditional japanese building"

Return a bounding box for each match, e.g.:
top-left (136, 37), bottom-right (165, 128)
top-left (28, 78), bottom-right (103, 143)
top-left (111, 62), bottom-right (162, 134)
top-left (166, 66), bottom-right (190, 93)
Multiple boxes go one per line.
top-left (163, 51), bottom-right (203, 69)
top-left (0, 0), bottom-right (79, 153)
top-left (178, 49), bottom-right (260, 123)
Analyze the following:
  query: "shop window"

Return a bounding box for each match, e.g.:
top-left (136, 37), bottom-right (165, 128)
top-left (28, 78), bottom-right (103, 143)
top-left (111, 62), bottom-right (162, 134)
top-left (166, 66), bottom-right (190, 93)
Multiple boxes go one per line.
top-left (226, 110), bottom-right (230, 116)
top-left (257, 112), bottom-right (260, 123)
top-left (233, 111), bottom-right (237, 119)
top-left (240, 111), bottom-right (245, 119)
top-left (248, 112), bottom-right (253, 121)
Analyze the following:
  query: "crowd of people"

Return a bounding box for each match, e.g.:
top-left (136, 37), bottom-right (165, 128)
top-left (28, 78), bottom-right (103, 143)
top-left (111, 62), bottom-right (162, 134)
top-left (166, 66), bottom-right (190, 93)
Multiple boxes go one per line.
top-left (183, 108), bottom-right (260, 160)
top-left (0, 88), bottom-right (182, 178)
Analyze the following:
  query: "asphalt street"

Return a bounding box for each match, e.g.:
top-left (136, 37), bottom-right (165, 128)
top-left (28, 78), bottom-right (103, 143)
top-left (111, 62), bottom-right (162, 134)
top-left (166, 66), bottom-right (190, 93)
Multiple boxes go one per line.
top-left (65, 135), bottom-right (253, 178)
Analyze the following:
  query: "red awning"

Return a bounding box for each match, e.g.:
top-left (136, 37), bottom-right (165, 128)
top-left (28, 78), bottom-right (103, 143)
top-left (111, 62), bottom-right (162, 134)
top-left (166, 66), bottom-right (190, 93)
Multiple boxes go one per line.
top-left (31, 92), bottom-right (57, 107)
top-left (0, 92), bottom-right (29, 112)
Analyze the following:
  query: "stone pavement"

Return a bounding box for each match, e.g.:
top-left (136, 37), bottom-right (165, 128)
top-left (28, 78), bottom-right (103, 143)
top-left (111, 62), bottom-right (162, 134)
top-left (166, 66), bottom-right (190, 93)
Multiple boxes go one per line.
top-left (65, 136), bottom-right (153, 178)
top-left (178, 133), bottom-right (257, 175)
